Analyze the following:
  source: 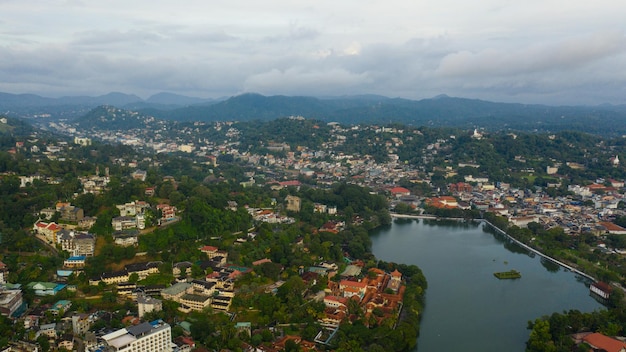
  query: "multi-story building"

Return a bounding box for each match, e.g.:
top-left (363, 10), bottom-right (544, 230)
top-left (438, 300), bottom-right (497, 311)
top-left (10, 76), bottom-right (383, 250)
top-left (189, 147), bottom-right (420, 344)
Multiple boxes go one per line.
top-left (102, 320), bottom-right (172, 352)
top-left (137, 293), bottom-right (162, 319)
top-left (72, 313), bottom-right (91, 335)
top-left (0, 287), bottom-right (23, 317)
top-left (74, 233), bottom-right (96, 257)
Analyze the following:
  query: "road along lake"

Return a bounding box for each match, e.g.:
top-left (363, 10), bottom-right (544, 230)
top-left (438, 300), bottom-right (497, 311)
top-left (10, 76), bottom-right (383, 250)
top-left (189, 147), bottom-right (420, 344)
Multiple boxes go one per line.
top-left (370, 219), bottom-right (604, 352)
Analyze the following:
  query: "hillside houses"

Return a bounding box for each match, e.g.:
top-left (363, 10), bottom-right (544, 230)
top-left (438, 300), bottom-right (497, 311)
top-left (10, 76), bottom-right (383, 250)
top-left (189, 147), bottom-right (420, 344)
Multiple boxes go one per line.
top-left (57, 230), bottom-right (96, 257)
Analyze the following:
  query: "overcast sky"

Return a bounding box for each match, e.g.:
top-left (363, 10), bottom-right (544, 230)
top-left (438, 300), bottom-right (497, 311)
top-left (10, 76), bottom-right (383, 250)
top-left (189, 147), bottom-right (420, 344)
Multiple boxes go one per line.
top-left (2, 1), bottom-right (626, 105)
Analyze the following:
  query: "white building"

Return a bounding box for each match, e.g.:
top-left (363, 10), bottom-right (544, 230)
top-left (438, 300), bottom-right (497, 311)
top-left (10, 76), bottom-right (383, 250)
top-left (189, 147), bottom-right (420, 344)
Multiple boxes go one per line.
top-left (137, 293), bottom-right (163, 319)
top-left (102, 320), bottom-right (172, 352)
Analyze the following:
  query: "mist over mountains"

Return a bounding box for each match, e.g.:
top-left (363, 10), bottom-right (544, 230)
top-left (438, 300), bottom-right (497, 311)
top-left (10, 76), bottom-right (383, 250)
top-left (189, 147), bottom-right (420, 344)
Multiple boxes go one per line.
top-left (2, 91), bottom-right (626, 136)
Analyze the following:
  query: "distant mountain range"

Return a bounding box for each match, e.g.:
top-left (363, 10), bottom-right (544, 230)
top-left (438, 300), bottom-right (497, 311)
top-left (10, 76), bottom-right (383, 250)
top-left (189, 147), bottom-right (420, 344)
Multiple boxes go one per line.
top-left (2, 91), bottom-right (626, 135)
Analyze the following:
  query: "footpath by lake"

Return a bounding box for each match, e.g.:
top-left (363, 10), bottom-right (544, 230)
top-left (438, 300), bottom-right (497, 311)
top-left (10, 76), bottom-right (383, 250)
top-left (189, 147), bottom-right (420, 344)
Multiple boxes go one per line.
top-left (370, 219), bottom-right (604, 352)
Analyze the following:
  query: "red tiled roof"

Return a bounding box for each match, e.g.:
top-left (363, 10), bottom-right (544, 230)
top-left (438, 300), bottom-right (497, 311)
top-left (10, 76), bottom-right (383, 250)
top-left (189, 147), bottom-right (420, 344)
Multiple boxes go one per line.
top-left (390, 187), bottom-right (410, 194)
top-left (583, 333), bottom-right (626, 352)
top-left (600, 222), bottom-right (626, 232)
top-left (340, 280), bottom-right (367, 289)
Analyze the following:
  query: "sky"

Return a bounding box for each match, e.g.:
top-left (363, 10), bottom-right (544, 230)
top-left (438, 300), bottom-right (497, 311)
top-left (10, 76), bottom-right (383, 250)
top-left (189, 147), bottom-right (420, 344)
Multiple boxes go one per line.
top-left (1, 0), bottom-right (626, 105)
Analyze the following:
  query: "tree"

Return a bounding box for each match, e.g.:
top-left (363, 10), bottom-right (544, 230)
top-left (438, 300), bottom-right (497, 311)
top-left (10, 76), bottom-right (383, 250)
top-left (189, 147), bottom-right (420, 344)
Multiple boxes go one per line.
top-left (128, 273), bottom-right (139, 283)
top-left (526, 319), bottom-right (557, 352)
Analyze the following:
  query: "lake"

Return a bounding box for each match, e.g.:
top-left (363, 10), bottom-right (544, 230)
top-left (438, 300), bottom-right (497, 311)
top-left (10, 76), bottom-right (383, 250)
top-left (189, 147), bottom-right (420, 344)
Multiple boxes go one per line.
top-left (369, 219), bottom-right (604, 352)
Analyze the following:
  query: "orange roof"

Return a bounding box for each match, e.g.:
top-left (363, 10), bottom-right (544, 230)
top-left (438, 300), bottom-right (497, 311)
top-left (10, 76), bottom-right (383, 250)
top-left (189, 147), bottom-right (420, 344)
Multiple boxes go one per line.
top-left (583, 333), bottom-right (626, 352)
top-left (46, 223), bottom-right (61, 231)
top-left (200, 245), bottom-right (218, 252)
top-left (340, 280), bottom-right (367, 289)
top-left (390, 187), bottom-right (410, 194)
top-left (391, 269), bottom-right (402, 277)
top-left (600, 222), bottom-right (626, 232)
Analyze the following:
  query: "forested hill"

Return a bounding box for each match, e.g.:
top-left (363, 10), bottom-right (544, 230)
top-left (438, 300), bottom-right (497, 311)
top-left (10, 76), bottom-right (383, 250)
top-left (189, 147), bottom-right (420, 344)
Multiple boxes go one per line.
top-left (144, 94), bottom-right (626, 136)
top-left (5, 90), bottom-right (626, 135)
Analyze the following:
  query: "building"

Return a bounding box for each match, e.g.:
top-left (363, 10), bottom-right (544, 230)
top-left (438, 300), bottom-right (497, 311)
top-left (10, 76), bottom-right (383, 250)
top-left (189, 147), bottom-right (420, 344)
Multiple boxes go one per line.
top-left (33, 221), bottom-right (61, 243)
top-left (0, 286), bottom-right (23, 317)
top-left (26, 282), bottom-right (66, 296)
top-left (0, 261), bottom-right (8, 284)
top-left (72, 313), bottom-right (92, 335)
top-left (582, 332), bottom-right (626, 352)
top-left (131, 169), bottom-right (148, 182)
top-left (156, 204), bottom-right (177, 225)
top-left (178, 294), bottom-right (212, 312)
top-left (63, 256), bottom-right (86, 269)
top-left (285, 195), bottom-right (301, 212)
top-left (58, 204), bottom-right (84, 222)
top-left (138, 293), bottom-right (163, 319)
top-left (112, 216), bottom-right (141, 231)
top-left (114, 231), bottom-right (140, 247)
top-left (73, 233), bottom-right (96, 257)
top-left (49, 300), bottom-right (72, 315)
top-left (126, 262), bottom-right (161, 280)
top-left (102, 320), bottom-right (172, 352)
top-left (74, 137), bottom-right (92, 146)
top-left (390, 187), bottom-right (411, 198)
top-left (590, 281), bottom-right (612, 300)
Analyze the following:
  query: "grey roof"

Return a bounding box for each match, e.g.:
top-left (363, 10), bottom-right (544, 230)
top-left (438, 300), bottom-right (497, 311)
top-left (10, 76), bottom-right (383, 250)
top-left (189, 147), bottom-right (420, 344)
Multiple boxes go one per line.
top-left (127, 322), bottom-right (153, 337)
top-left (161, 282), bottom-right (191, 296)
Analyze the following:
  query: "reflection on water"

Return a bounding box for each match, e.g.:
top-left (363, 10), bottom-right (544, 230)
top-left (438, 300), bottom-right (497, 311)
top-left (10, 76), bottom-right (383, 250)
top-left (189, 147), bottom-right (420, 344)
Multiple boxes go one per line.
top-left (370, 221), bottom-right (603, 352)
top-left (540, 257), bottom-right (561, 273)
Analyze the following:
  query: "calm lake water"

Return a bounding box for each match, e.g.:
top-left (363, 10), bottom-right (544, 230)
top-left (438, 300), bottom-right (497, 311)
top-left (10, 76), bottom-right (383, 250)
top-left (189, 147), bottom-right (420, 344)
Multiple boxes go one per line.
top-left (369, 219), bottom-right (604, 352)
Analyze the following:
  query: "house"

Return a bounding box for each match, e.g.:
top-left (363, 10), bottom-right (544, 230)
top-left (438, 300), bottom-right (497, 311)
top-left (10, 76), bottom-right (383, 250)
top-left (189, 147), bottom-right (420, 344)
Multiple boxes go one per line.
top-left (63, 256), bottom-right (86, 269)
top-left (131, 169), bottom-right (147, 181)
top-left (339, 279), bottom-right (367, 299)
top-left (78, 216), bottom-right (97, 229)
top-left (582, 332), bottom-right (626, 352)
top-left (425, 196), bottom-right (458, 209)
top-left (33, 221), bottom-right (61, 243)
top-left (390, 187), bottom-right (411, 198)
top-left (57, 334), bottom-right (74, 351)
top-left (113, 230), bottom-right (139, 247)
top-left (156, 204), bottom-right (177, 225)
top-left (49, 300), bottom-right (72, 315)
top-left (26, 282), bottom-right (66, 296)
top-left (590, 281), bottom-right (612, 300)
top-left (509, 215), bottom-right (539, 228)
top-left (39, 323), bottom-right (57, 339)
top-left (112, 216), bottom-right (140, 231)
top-left (599, 222), bottom-right (626, 235)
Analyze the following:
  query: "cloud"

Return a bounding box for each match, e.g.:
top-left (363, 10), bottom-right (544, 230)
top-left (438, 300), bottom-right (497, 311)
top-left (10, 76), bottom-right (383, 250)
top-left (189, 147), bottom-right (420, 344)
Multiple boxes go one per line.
top-left (436, 31), bottom-right (626, 77)
top-left (242, 67), bottom-right (373, 96)
top-left (2, 1), bottom-right (626, 104)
